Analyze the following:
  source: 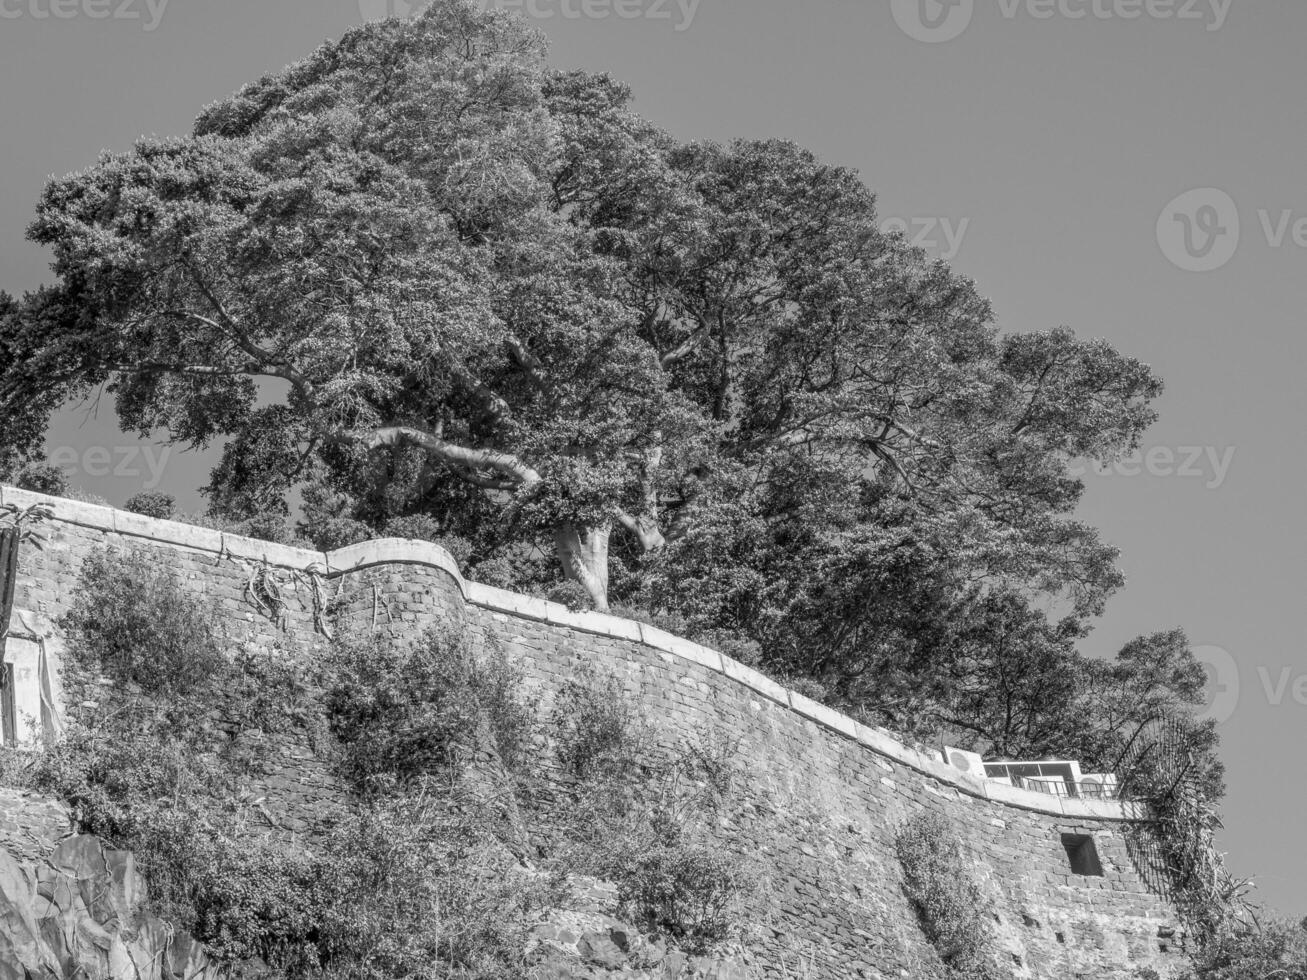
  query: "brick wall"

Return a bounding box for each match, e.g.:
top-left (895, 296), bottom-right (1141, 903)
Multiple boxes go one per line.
top-left (0, 486), bottom-right (1187, 979)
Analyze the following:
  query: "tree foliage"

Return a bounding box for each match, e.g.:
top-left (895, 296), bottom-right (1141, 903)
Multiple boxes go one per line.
top-left (0, 0), bottom-right (1213, 784)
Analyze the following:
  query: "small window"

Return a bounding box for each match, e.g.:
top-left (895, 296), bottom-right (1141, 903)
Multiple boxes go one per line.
top-left (1061, 833), bottom-right (1104, 877)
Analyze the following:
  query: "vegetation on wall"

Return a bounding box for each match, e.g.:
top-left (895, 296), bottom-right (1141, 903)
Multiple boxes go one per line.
top-left (1171, 919), bottom-right (1307, 980)
top-left (895, 812), bottom-right (1004, 980)
top-left (538, 662), bottom-right (758, 953)
top-left (1, 546), bottom-right (758, 976)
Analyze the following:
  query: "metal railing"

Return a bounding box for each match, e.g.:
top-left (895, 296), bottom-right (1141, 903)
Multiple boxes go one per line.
top-left (1008, 774), bottom-right (1123, 801)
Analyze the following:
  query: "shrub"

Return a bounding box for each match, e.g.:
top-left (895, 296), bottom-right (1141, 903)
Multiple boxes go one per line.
top-left (1182, 921), bottom-right (1307, 980)
top-left (895, 812), bottom-right (1002, 979)
top-left (302, 517), bottom-right (373, 552)
top-left (467, 554), bottom-right (517, 589)
top-left (227, 511), bottom-right (294, 544)
top-left (124, 491), bottom-right (175, 519)
top-left (539, 664), bottom-right (756, 955)
top-left (691, 627), bottom-right (763, 667)
top-left (325, 628), bottom-right (535, 789)
top-left (317, 791), bottom-right (547, 980)
top-left (618, 843), bottom-right (752, 953)
top-left (546, 579), bottom-right (593, 612)
top-left (609, 606), bottom-right (762, 667)
top-left (14, 462), bottom-right (68, 496)
top-left (59, 548), bottom-right (227, 700)
top-left (31, 548), bottom-right (550, 978)
top-left (551, 661), bottom-right (640, 779)
top-left (382, 518), bottom-right (477, 569)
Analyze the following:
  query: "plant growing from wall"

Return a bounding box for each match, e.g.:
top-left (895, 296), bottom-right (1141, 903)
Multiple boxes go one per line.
top-left (550, 660), bottom-right (643, 780)
top-left (895, 812), bottom-right (1005, 980)
top-left (60, 548), bottom-right (229, 700)
top-left (1176, 919), bottom-right (1307, 980)
top-left (19, 546), bottom-right (551, 978)
top-left (543, 661), bottom-right (759, 954)
top-left (1116, 716), bottom-right (1248, 945)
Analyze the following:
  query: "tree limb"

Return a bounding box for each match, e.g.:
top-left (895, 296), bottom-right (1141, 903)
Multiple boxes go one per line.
top-left (346, 426), bottom-right (542, 488)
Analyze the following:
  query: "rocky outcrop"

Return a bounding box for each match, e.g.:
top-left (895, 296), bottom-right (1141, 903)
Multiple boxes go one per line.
top-left (0, 834), bottom-right (221, 980)
top-left (528, 875), bottom-right (749, 980)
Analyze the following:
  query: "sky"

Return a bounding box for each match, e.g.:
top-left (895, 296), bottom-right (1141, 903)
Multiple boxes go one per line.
top-left (2, 0), bottom-right (1304, 914)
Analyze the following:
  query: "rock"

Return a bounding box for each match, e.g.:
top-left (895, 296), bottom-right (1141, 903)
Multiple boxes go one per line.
top-left (706, 958), bottom-right (749, 980)
top-left (0, 849), bottom-right (59, 978)
top-left (662, 950), bottom-right (688, 977)
top-left (581, 929), bottom-right (630, 969)
top-left (0, 834), bottom-right (226, 980)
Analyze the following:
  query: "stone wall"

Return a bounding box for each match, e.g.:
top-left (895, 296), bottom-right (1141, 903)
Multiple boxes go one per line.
top-left (0, 486), bottom-right (1187, 979)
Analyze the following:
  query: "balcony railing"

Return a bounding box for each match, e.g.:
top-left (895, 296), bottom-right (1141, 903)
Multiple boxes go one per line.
top-left (1007, 774), bottom-right (1123, 801)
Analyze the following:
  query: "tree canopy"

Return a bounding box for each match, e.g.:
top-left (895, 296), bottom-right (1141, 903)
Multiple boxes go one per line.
top-left (0, 0), bottom-right (1213, 780)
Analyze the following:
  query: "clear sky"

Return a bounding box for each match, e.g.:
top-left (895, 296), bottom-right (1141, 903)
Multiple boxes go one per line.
top-left (2, 0), bottom-right (1303, 914)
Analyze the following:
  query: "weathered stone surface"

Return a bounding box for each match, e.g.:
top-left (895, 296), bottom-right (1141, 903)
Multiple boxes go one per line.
top-left (0, 831), bottom-right (225, 980)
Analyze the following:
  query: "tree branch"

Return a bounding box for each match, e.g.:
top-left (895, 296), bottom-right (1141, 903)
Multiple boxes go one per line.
top-left (614, 507), bottom-right (666, 552)
top-left (346, 426), bottom-right (542, 488)
top-left (659, 322), bottom-right (711, 369)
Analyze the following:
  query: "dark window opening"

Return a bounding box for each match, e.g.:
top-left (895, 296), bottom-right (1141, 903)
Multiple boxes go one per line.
top-left (1061, 833), bottom-right (1104, 877)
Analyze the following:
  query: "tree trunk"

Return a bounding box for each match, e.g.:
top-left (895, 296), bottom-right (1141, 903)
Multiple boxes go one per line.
top-left (555, 524), bottom-right (611, 613)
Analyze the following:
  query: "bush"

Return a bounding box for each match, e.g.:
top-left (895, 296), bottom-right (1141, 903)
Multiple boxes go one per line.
top-left (59, 548), bottom-right (227, 700)
top-left (895, 812), bottom-right (1002, 979)
top-left (467, 554), bottom-right (517, 589)
top-left (546, 579), bottom-right (593, 612)
top-left (124, 491), bottom-right (175, 519)
top-left (538, 664), bottom-right (756, 955)
top-left (302, 517), bottom-right (373, 552)
top-left (31, 548), bottom-right (550, 978)
top-left (618, 843), bottom-right (752, 953)
top-left (691, 627), bottom-right (763, 667)
top-left (1182, 921), bottom-right (1307, 980)
top-left (325, 628), bottom-right (535, 789)
top-left (316, 792), bottom-right (546, 980)
top-left (551, 661), bottom-right (640, 779)
top-left (609, 605), bottom-right (762, 668)
top-left (227, 511), bottom-right (294, 544)
top-left (14, 462), bottom-right (68, 496)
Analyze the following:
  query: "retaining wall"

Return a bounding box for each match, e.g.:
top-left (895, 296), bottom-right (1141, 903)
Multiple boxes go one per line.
top-left (0, 486), bottom-right (1187, 979)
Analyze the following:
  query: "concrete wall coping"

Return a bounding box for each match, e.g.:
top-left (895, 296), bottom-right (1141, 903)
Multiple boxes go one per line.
top-left (1, 485), bottom-right (1146, 823)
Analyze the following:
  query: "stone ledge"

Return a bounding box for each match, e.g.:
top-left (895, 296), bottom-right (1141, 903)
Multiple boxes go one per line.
top-left (3, 485), bottom-right (1143, 823)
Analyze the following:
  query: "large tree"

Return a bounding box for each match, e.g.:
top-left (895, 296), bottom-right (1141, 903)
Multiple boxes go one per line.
top-left (0, 1), bottom-right (1158, 617)
top-left (0, 1), bottom-right (1210, 780)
